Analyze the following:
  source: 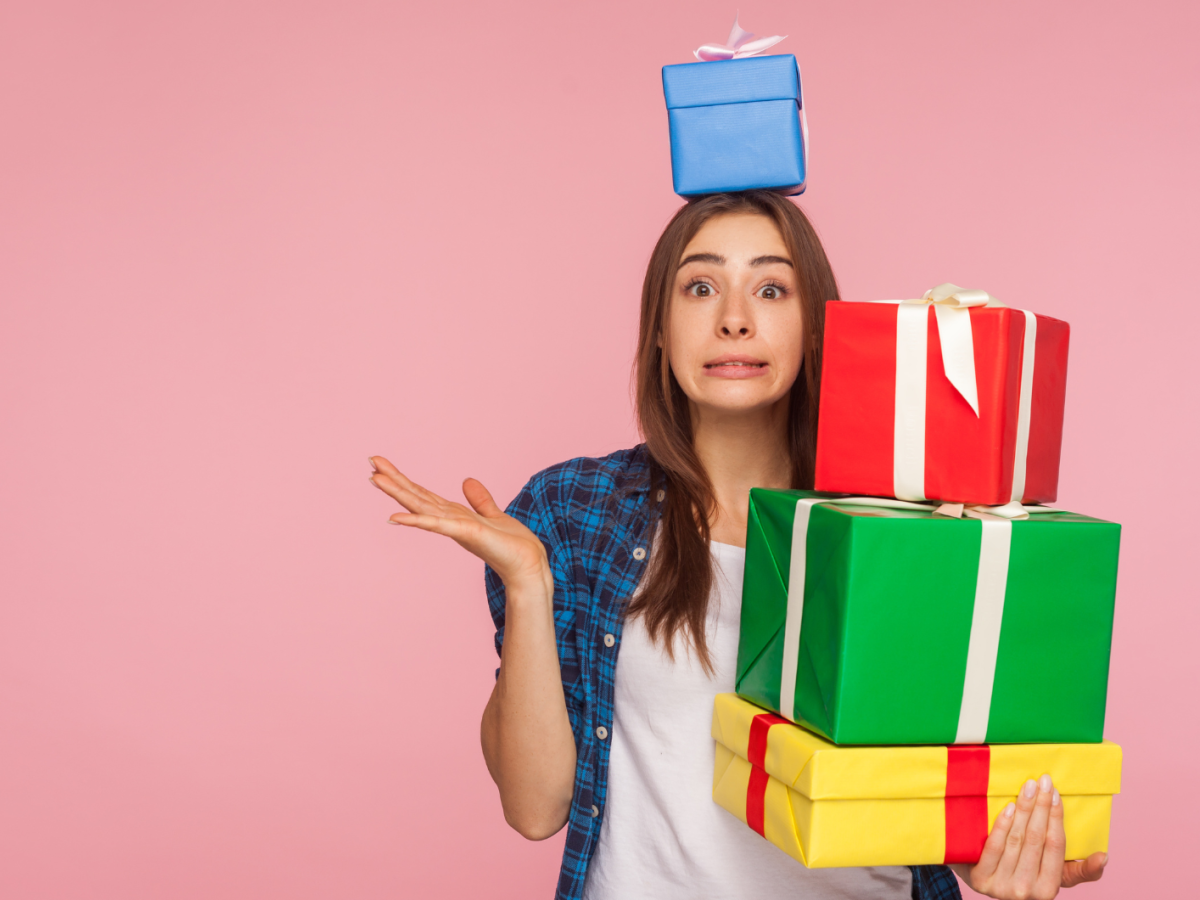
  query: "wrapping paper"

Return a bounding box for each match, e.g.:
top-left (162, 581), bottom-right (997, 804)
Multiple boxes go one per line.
top-left (814, 300), bottom-right (1069, 506)
top-left (712, 693), bottom-right (1121, 867)
top-left (662, 54), bottom-right (806, 196)
top-left (736, 489), bottom-right (1120, 744)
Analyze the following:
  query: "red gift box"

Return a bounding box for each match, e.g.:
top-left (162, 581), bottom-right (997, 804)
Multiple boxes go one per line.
top-left (814, 288), bottom-right (1069, 507)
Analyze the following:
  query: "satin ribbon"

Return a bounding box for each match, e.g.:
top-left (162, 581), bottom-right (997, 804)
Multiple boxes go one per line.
top-left (945, 746), bottom-right (991, 862)
top-left (694, 15), bottom-right (787, 61)
top-left (745, 711), bottom-right (789, 837)
top-left (779, 496), bottom-right (1059, 745)
top-left (936, 500), bottom-right (1056, 743)
top-left (879, 285), bottom-right (1038, 503)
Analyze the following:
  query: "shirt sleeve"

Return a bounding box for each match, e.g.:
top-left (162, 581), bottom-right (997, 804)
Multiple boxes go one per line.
top-left (910, 865), bottom-right (962, 900)
top-left (483, 469), bottom-right (584, 744)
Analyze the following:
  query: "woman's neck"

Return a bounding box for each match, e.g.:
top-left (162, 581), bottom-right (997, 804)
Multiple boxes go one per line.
top-left (691, 400), bottom-right (792, 548)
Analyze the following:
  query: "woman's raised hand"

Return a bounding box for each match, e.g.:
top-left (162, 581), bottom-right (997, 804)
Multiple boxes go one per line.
top-left (368, 456), bottom-right (552, 592)
top-left (371, 455), bottom-right (575, 838)
top-left (953, 774), bottom-right (1107, 899)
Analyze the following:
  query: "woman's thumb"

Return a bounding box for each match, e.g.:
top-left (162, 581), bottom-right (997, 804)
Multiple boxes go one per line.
top-left (463, 478), bottom-right (502, 517)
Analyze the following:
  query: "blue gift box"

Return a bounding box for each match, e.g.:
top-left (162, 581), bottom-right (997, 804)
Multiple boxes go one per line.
top-left (662, 54), bottom-right (807, 197)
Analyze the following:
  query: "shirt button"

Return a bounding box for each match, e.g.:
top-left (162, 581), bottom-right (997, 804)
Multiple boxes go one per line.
top-left (603, 633), bottom-right (615, 648)
top-left (596, 726), bottom-right (609, 740)
top-left (656, 489), bottom-right (665, 502)
top-left (632, 547), bottom-right (646, 561)
top-left (591, 804), bottom-right (600, 817)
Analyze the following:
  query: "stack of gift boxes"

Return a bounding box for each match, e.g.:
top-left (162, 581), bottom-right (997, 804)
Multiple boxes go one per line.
top-left (717, 294), bottom-right (1123, 867)
top-left (662, 38), bottom-right (1122, 869)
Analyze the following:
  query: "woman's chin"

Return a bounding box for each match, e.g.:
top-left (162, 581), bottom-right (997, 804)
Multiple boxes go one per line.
top-left (690, 384), bottom-right (788, 416)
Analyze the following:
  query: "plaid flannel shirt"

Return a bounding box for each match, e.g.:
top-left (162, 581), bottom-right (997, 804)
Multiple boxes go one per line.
top-left (485, 445), bottom-right (962, 900)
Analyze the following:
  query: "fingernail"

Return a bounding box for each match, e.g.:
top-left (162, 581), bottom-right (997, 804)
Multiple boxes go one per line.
top-left (1100, 853), bottom-right (1108, 866)
top-left (1004, 802), bottom-right (1016, 818)
top-left (1052, 789), bottom-right (1061, 806)
top-left (1039, 774), bottom-right (1053, 793)
top-left (387, 519), bottom-right (401, 525)
top-left (368, 456), bottom-right (376, 470)
top-left (1023, 779), bottom-right (1037, 798)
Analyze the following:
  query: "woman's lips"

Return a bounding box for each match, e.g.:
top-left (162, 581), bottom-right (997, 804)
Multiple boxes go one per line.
top-left (703, 359), bottom-right (769, 379)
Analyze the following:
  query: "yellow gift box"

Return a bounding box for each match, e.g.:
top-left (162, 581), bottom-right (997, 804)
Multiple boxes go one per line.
top-left (712, 694), bottom-right (1121, 867)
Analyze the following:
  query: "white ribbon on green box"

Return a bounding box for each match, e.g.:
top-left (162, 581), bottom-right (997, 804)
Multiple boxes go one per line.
top-left (780, 496), bottom-right (1058, 745)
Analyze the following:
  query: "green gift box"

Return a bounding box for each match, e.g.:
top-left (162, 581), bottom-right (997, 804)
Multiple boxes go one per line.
top-left (736, 490), bottom-right (1120, 745)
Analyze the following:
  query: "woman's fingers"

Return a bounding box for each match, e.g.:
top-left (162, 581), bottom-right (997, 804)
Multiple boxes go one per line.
top-left (370, 457), bottom-right (451, 508)
top-left (463, 478), bottom-right (504, 518)
top-left (370, 455), bottom-right (402, 477)
top-left (1062, 852), bottom-right (1107, 887)
top-left (370, 467), bottom-right (471, 521)
top-left (388, 510), bottom-right (483, 544)
top-left (370, 472), bottom-right (442, 515)
top-left (1032, 786), bottom-right (1067, 896)
top-left (992, 778), bottom-right (1039, 884)
top-left (368, 462), bottom-right (512, 538)
top-left (1011, 775), bottom-right (1055, 894)
top-left (972, 800), bottom-right (1016, 885)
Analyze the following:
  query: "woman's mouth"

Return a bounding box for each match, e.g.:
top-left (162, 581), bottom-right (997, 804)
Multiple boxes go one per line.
top-left (703, 356), bottom-right (769, 379)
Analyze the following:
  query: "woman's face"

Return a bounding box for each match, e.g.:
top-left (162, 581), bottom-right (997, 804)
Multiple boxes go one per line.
top-left (664, 213), bottom-right (804, 418)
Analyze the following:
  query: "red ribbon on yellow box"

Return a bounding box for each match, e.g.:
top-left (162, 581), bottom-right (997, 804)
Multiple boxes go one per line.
top-left (714, 694), bottom-right (1121, 868)
top-left (746, 712), bottom-right (995, 862)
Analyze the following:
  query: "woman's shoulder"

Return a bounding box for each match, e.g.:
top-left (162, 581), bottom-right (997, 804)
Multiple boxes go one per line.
top-left (510, 444), bottom-right (652, 518)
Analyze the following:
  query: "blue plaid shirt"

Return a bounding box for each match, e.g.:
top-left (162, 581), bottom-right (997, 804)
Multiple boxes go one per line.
top-left (485, 445), bottom-right (962, 900)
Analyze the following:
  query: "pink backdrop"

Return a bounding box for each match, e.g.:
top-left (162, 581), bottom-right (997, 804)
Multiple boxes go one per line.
top-left (1, 1), bottom-right (1196, 897)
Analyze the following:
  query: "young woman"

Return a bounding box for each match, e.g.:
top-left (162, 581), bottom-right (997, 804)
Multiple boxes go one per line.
top-left (369, 192), bottom-right (1107, 900)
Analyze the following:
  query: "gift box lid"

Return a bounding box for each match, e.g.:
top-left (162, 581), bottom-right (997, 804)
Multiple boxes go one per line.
top-left (713, 694), bottom-right (1122, 801)
top-left (663, 54), bottom-right (801, 109)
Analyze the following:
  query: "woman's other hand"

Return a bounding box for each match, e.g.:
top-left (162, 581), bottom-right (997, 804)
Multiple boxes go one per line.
top-left (368, 456), bottom-right (552, 593)
top-left (952, 774), bottom-right (1107, 898)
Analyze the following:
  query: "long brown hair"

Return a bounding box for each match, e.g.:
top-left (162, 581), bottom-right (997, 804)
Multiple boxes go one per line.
top-left (628, 191), bottom-right (839, 669)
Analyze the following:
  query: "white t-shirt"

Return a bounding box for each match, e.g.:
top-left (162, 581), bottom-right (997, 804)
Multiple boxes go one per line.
top-left (583, 541), bottom-right (912, 900)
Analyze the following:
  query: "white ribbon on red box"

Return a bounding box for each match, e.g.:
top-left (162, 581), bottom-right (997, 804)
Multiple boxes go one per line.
top-left (868, 284), bottom-right (1039, 504)
top-left (779, 496), bottom-right (1058, 745)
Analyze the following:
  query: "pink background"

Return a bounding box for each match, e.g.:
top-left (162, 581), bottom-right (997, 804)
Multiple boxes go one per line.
top-left (1, 1), bottom-right (1195, 897)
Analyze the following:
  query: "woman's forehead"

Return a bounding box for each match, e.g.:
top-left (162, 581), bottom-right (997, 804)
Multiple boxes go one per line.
top-left (680, 213), bottom-right (791, 265)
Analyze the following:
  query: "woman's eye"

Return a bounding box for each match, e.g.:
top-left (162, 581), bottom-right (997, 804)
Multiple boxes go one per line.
top-left (690, 283), bottom-right (713, 297)
top-left (758, 286), bottom-right (779, 300)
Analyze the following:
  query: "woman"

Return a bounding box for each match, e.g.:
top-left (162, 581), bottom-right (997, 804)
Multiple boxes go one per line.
top-left (369, 192), bottom-right (1107, 900)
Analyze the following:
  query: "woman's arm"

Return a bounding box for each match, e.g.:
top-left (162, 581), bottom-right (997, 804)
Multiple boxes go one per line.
top-left (479, 571), bottom-right (576, 839)
top-left (369, 457), bottom-right (576, 840)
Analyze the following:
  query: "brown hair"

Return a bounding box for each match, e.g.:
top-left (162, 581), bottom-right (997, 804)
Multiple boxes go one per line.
top-left (628, 191), bottom-right (839, 669)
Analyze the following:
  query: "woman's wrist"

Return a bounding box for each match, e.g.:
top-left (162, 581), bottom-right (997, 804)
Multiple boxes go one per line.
top-left (503, 565), bottom-right (555, 610)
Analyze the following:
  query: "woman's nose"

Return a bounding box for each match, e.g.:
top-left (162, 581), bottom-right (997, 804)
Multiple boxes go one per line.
top-left (718, 293), bottom-right (754, 337)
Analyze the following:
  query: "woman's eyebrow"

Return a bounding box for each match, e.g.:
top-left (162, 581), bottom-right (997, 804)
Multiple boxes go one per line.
top-left (679, 252), bottom-right (725, 267)
top-left (749, 255), bottom-right (794, 268)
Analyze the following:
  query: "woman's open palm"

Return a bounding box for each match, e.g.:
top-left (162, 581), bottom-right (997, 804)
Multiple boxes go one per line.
top-left (369, 456), bottom-right (551, 590)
